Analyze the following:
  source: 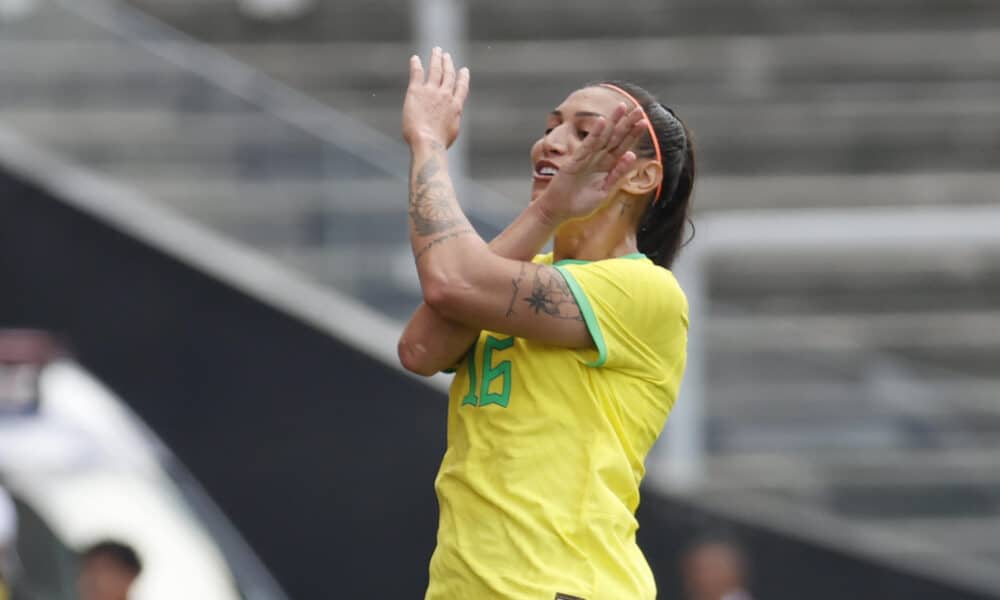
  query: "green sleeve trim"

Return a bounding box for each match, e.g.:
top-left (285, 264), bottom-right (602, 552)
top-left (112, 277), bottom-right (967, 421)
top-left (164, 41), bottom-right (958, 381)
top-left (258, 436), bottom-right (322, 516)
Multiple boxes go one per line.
top-left (553, 265), bottom-right (607, 368)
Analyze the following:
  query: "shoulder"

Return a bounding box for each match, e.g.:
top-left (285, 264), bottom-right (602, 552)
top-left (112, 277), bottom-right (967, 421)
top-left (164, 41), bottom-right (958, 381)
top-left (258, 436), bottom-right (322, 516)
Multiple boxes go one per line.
top-left (560, 256), bottom-right (687, 316)
top-left (554, 255), bottom-right (688, 369)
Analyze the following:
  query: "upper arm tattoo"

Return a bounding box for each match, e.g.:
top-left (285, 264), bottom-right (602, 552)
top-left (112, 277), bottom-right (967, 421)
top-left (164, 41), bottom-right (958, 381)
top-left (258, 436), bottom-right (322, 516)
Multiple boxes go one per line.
top-left (409, 144), bottom-right (463, 236)
top-left (508, 265), bottom-right (583, 321)
top-left (506, 263), bottom-right (526, 317)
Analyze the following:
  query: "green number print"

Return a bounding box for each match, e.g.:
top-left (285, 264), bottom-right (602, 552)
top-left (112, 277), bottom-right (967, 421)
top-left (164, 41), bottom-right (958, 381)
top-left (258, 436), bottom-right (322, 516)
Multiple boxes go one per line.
top-left (461, 335), bottom-right (514, 408)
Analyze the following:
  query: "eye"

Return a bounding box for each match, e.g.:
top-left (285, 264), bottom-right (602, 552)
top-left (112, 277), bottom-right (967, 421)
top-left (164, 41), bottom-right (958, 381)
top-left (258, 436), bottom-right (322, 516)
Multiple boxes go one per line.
top-left (577, 129), bottom-right (590, 140)
top-left (544, 127), bottom-right (554, 135)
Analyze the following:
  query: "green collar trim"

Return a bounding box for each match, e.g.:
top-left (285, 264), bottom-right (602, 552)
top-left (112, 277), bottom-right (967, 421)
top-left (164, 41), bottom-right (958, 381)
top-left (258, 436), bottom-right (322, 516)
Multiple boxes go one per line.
top-left (553, 252), bottom-right (647, 266)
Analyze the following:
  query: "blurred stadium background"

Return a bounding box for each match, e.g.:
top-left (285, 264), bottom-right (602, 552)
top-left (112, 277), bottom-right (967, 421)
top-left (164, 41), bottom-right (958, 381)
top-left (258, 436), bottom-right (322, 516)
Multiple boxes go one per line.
top-left (1, 0), bottom-right (999, 598)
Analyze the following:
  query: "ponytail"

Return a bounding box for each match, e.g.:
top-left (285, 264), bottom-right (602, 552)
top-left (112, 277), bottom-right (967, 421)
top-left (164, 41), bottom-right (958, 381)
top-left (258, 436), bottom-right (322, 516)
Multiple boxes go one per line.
top-left (598, 81), bottom-right (696, 269)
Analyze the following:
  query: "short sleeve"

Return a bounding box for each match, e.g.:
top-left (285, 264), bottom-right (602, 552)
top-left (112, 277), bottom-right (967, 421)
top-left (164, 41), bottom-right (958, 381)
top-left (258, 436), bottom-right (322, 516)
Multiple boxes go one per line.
top-left (554, 258), bottom-right (688, 370)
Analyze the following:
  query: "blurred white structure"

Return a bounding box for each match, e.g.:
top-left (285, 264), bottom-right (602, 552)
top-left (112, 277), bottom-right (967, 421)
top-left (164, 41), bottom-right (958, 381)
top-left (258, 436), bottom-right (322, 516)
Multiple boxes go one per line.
top-left (0, 0), bottom-right (36, 21)
top-left (0, 359), bottom-right (243, 600)
top-left (413, 0), bottom-right (468, 190)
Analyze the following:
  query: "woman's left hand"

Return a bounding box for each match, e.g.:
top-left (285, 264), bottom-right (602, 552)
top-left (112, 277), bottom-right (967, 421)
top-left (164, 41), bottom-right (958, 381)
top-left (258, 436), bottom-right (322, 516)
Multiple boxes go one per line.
top-left (403, 47), bottom-right (471, 149)
top-left (536, 103), bottom-right (648, 222)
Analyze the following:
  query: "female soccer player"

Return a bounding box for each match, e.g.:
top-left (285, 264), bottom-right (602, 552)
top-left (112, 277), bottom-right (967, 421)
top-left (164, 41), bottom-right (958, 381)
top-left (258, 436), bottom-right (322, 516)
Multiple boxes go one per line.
top-left (399, 47), bottom-right (694, 600)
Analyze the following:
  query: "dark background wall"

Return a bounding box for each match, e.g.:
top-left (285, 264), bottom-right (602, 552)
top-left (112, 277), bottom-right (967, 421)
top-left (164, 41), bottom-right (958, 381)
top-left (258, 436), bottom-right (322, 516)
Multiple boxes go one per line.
top-left (0, 168), bottom-right (446, 598)
top-left (2, 166), bottom-right (993, 599)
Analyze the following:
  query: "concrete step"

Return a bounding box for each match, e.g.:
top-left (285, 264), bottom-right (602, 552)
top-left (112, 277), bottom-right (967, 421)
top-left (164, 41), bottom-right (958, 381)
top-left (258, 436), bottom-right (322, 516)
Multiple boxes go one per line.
top-left (702, 448), bottom-right (1000, 491)
top-left (0, 109), bottom-right (305, 147)
top-left (124, 0), bottom-right (413, 42)
top-left (852, 517), bottom-right (1000, 554)
top-left (136, 178), bottom-right (411, 217)
top-left (0, 1), bottom-right (114, 41)
top-left (706, 310), bottom-right (1000, 353)
top-left (119, 175), bottom-right (509, 244)
top-left (707, 347), bottom-right (1000, 392)
top-left (219, 32), bottom-right (1000, 88)
top-left (126, 0), bottom-right (1000, 41)
top-left (706, 244), bottom-right (1000, 314)
top-left (705, 390), bottom-right (1000, 452)
top-left (708, 378), bottom-right (1000, 420)
top-left (7, 92), bottom-right (1000, 175)
top-left (276, 243), bottom-right (416, 292)
top-left (8, 65), bottom-right (1000, 116)
top-left (483, 172), bottom-right (1000, 213)
top-left (100, 170), bottom-right (1000, 230)
top-left (132, 171), bottom-right (1000, 230)
top-left (8, 31), bottom-right (999, 93)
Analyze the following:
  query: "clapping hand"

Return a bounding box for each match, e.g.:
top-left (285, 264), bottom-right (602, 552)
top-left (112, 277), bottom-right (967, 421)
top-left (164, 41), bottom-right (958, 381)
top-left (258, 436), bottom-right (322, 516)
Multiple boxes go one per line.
top-left (538, 103), bottom-right (648, 221)
top-left (402, 47), bottom-right (470, 149)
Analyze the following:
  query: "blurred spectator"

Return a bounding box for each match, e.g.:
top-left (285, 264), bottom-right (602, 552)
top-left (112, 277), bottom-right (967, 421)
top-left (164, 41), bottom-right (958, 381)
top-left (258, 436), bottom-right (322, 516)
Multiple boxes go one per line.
top-left (682, 536), bottom-right (753, 600)
top-left (77, 541), bottom-right (142, 600)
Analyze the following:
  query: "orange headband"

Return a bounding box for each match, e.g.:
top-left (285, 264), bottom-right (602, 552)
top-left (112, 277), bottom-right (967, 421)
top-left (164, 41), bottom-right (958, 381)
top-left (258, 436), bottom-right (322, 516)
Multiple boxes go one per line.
top-left (599, 83), bottom-right (664, 204)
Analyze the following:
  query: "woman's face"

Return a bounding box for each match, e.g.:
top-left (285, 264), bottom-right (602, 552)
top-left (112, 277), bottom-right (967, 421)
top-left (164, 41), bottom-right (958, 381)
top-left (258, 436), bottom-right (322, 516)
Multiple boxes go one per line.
top-left (529, 86), bottom-right (626, 202)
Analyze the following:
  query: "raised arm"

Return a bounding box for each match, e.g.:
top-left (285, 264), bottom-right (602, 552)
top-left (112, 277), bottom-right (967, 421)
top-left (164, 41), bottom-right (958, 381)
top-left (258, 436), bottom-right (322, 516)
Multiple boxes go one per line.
top-left (398, 201), bottom-right (561, 376)
top-left (397, 49), bottom-right (645, 375)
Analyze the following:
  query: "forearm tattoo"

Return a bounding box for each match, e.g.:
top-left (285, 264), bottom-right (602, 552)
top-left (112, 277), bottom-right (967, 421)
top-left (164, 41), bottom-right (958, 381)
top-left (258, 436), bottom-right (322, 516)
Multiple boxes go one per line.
top-left (409, 144), bottom-right (463, 236)
top-left (414, 228), bottom-right (474, 261)
top-left (508, 265), bottom-right (583, 321)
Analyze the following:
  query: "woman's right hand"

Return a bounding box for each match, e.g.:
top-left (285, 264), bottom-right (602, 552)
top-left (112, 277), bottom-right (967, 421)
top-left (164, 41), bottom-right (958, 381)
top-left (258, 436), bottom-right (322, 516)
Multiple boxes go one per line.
top-left (536, 103), bottom-right (648, 222)
top-left (402, 47), bottom-right (470, 149)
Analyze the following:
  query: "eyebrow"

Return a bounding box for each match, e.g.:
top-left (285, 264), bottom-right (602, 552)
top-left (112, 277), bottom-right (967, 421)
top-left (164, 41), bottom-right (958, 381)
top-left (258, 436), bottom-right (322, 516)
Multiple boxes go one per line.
top-left (550, 110), bottom-right (605, 119)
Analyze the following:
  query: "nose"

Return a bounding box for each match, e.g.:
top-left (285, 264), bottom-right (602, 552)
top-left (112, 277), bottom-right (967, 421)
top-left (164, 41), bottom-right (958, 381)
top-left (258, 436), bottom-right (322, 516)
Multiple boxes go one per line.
top-left (542, 126), bottom-right (567, 156)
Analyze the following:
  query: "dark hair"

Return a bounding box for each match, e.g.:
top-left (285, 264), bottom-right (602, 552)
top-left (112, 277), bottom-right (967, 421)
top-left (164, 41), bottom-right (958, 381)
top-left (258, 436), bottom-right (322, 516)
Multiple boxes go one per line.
top-left (81, 540), bottom-right (142, 576)
top-left (597, 80), bottom-right (695, 269)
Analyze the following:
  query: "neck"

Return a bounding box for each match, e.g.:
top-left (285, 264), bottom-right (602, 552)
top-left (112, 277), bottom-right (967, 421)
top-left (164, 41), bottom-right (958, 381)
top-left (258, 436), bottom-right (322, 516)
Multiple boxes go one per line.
top-left (553, 193), bottom-right (640, 263)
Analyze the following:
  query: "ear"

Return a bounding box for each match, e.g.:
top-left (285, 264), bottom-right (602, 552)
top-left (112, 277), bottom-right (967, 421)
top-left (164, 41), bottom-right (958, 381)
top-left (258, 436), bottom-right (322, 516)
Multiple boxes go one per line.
top-left (620, 160), bottom-right (662, 197)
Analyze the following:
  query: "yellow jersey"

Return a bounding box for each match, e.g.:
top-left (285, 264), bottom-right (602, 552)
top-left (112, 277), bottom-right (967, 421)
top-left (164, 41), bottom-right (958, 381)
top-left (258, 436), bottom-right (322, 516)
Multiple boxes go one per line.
top-left (426, 252), bottom-right (689, 600)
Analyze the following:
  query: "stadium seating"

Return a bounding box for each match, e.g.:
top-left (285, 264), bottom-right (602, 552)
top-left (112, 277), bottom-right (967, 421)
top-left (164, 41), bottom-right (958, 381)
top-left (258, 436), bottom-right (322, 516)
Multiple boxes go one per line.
top-left (1, 0), bottom-right (999, 583)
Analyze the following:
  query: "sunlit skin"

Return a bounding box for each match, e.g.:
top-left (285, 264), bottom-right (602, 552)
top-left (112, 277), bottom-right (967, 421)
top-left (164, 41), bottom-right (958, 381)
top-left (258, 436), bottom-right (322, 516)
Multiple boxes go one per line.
top-left (529, 86), bottom-right (664, 263)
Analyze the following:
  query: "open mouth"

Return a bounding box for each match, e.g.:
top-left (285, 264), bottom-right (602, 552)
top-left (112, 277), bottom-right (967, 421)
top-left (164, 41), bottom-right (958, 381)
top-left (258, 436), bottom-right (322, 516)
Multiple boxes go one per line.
top-left (533, 160), bottom-right (559, 180)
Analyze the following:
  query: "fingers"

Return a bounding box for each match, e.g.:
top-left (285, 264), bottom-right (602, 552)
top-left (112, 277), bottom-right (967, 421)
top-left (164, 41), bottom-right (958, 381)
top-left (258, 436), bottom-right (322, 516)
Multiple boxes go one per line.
top-left (570, 117), bottom-right (607, 162)
top-left (617, 118), bottom-right (648, 158)
top-left (409, 55), bottom-right (424, 87)
top-left (603, 151), bottom-right (637, 191)
top-left (415, 47), bottom-right (467, 96)
top-left (442, 52), bottom-right (456, 92)
top-left (455, 67), bottom-right (471, 106)
top-left (569, 103), bottom-right (627, 168)
top-left (427, 47), bottom-right (444, 86)
top-left (596, 103), bottom-right (627, 149)
top-left (607, 105), bottom-right (645, 155)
